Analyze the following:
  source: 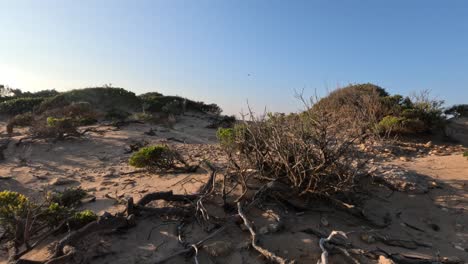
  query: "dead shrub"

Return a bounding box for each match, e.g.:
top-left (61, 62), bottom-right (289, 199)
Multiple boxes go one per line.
top-left (30, 117), bottom-right (80, 140)
top-left (223, 93), bottom-right (372, 196)
top-left (6, 112), bottom-right (34, 134)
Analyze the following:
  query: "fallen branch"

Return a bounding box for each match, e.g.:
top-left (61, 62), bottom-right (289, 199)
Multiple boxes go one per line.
top-left (155, 225), bottom-right (227, 264)
top-left (50, 213), bottom-right (129, 259)
top-left (317, 230), bottom-right (350, 264)
top-left (237, 202), bottom-right (293, 264)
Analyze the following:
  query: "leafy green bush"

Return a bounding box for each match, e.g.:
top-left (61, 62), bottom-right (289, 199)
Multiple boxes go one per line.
top-left (0, 97), bottom-right (44, 115)
top-left (70, 209), bottom-right (97, 227)
top-left (463, 151), bottom-right (468, 159)
top-left (217, 128), bottom-right (235, 150)
top-left (49, 187), bottom-right (87, 207)
top-left (376, 115), bottom-right (406, 133)
top-left (0, 191), bottom-right (29, 234)
top-left (129, 145), bottom-right (176, 169)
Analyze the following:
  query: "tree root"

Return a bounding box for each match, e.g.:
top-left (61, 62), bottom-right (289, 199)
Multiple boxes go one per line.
top-left (50, 213), bottom-right (129, 259)
top-left (237, 202), bottom-right (294, 264)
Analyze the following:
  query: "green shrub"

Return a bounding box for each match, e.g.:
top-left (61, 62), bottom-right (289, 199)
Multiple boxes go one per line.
top-left (217, 128), bottom-right (235, 149)
top-left (0, 97), bottom-right (44, 115)
top-left (45, 202), bottom-right (72, 225)
top-left (141, 94), bottom-right (222, 114)
top-left (47, 117), bottom-right (73, 127)
top-left (376, 115), bottom-right (406, 133)
top-left (31, 117), bottom-right (79, 139)
top-left (38, 87), bottom-right (141, 113)
top-left (49, 187), bottom-right (87, 207)
top-left (129, 145), bottom-right (176, 169)
top-left (463, 151), bottom-right (468, 159)
top-left (0, 191), bottom-right (29, 234)
top-left (105, 108), bottom-right (131, 121)
top-left (71, 210), bottom-right (97, 227)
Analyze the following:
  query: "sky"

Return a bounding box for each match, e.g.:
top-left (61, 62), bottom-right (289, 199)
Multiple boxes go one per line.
top-left (0, 0), bottom-right (467, 115)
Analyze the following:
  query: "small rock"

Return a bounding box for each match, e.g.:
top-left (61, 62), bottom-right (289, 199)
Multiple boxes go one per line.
top-left (399, 156), bottom-right (409, 162)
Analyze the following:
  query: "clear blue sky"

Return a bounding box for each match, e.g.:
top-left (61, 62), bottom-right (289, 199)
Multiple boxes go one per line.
top-left (1, 0), bottom-right (467, 114)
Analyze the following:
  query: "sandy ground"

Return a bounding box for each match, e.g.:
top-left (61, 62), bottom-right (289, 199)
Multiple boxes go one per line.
top-left (0, 114), bottom-right (467, 264)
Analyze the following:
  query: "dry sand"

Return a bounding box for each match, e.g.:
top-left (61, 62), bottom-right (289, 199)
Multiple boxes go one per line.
top-left (0, 114), bottom-right (467, 264)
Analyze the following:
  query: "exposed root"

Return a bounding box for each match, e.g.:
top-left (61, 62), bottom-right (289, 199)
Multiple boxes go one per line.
top-left (237, 202), bottom-right (293, 264)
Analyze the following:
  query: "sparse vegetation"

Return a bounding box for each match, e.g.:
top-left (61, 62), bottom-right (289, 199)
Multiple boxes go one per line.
top-left (0, 188), bottom-right (97, 260)
top-left (6, 112), bottom-right (34, 134)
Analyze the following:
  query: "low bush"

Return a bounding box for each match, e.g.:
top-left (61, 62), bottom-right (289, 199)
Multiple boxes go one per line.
top-left (31, 117), bottom-right (80, 139)
top-left (376, 115), bottom-right (406, 134)
top-left (207, 115), bottom-right (236, 129)
top-left (38, 87), bottom-right (141, 113)
top-left (1, 190), bottom-right (98, 243)
top-left (141, 94), bottom-right (222, 115)
top-left (6, 112), bottom-right (34, 134)
top-left (0, 97), bottom-right (44, 115)
top-left (49, 187), bottom-right (87, 207)
top-left (105, 108), bottom-right (131, 121)
top-left (129, 145), bottom-right (176, 169)
top-left (70, 209), bottom-right (97, 228)
top-left (0, 191), bottom-right (30, 235)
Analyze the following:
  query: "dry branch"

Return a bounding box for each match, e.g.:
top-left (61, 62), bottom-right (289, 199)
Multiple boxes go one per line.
top-left (237, 202), bottom-right (293, 264)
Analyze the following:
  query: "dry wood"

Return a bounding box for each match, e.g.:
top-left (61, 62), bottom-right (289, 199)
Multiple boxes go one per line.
top-left (237, 202), bottom-right (293, 264)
